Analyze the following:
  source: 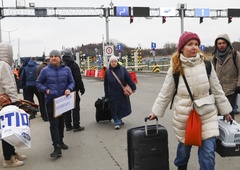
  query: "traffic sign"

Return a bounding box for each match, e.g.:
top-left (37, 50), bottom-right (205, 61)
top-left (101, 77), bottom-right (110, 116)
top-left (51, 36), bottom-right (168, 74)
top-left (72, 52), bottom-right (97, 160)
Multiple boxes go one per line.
top-left (200, 45), bottom-right (205, 51)
top-left (151, 42), bottom-right (156, 49)
top-left (105, 45), bottom-right (114, 56)
top-left (117, 44), bottom-right (122, 51)
top-left (195, 8), bottom-right (210, 17)
top-left (228, 9), bottom-right (240, 17)
top-left (114, 6), bottom-right (130, 17)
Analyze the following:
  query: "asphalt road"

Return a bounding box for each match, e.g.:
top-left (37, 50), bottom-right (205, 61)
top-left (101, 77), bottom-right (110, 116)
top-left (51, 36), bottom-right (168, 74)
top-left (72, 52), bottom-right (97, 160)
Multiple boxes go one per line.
top-left (1, 72), bottom-right (240, 170)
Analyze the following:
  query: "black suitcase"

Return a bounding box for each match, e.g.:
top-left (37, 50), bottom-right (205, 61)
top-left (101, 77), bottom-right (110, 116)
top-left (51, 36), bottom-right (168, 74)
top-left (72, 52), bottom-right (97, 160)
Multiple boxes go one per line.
top-left (127, 117), bottom-right (169, 170)
top-left (94, 97), bottom-right (111, 122)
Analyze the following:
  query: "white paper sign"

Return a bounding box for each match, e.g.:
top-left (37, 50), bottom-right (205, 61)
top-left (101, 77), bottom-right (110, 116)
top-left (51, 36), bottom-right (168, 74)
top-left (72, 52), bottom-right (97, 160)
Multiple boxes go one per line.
top-left (53, 91), bottom-right (76, 118)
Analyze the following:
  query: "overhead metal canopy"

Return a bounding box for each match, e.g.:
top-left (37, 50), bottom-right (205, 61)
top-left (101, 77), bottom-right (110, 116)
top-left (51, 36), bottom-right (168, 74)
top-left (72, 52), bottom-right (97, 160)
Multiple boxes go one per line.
top-left (0, 7), bottom-right (229, 18)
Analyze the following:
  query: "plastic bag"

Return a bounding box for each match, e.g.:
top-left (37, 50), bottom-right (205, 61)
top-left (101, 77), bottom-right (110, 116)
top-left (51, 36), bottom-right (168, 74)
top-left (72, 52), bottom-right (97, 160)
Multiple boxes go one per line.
top-left (0, 105), bottom-right (31, 149)
top-left (184, 109), bottom-right (202, 146)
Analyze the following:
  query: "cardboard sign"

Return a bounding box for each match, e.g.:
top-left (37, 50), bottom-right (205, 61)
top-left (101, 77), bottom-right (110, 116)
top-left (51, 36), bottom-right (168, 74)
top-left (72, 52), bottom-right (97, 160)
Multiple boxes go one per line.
top-left (53, 91), bottom-right (76, 118)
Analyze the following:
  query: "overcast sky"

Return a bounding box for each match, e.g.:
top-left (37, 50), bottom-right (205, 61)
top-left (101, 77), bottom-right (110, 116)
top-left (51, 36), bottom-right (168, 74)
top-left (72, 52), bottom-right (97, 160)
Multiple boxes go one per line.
top-left (1, 0), bottom-right (240, 58)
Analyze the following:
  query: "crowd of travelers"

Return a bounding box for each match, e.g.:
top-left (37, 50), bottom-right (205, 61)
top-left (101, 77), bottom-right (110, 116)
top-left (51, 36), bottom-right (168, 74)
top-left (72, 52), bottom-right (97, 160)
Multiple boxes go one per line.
top-left (0, 31), bottom-right (240, 169)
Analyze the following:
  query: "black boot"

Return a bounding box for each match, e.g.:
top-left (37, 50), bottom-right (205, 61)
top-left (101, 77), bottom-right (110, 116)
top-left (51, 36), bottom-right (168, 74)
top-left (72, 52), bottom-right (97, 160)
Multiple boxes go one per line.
top-left (50, 145), bottom-right (62, 157)
top-left (178, 164), bottom-right (187, 170)
top-left (59, 141), bottom-right (68, 150)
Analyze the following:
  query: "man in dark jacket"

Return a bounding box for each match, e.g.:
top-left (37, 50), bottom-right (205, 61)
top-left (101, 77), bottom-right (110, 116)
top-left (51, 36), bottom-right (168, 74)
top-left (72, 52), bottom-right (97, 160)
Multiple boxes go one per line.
top-left (36, 50), bottom-right (75, 158)
top-left (36, 57), bottom-right (50, 121)
top-left (19, 58), bottom-right (29, 99)
top-left (212, 34), bottom-right (240, 119)
top-left (62, 48), bottom-right (85, 132)
top-left (20, 57), bottom-right (40, 103)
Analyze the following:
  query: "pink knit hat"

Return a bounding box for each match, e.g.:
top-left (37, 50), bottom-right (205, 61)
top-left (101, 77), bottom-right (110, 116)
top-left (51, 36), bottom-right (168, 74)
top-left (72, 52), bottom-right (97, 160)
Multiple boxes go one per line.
top-left (178, 31), bottom-right (201, 51)
top-left (109, 55), bottom-right (118, 63)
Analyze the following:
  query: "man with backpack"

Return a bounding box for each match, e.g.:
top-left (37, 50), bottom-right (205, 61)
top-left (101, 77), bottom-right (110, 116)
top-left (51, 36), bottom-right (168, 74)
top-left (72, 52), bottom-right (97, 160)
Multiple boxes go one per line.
top-left (212, 34), bottom-right (240, 119)
top-left (20, 57), bottom-right (40, 104)
top-left (62, 48), bottom-right (85, 132)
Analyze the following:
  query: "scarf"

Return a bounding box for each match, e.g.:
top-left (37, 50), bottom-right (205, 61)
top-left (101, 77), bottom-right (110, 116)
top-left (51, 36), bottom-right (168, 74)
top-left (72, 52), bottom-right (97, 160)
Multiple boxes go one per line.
top-left (180, 53), bottom-right (202, 68)
top-left (215, 46), bottom-right (230, 63)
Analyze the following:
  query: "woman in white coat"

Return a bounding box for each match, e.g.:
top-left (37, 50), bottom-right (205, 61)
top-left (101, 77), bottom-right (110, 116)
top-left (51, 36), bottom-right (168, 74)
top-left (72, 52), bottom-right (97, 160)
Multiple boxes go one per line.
top-left (149, 32), bottom-right (232, 170)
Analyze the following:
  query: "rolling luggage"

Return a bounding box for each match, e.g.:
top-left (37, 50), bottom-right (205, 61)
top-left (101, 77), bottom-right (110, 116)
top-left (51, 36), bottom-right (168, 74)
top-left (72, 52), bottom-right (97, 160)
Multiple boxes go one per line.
top-left (127, 117), bottom-right (169, 170)
top-left (94, 97), bottom-right (111, 122)
top-left (216, 116), bottom-right (240, 157)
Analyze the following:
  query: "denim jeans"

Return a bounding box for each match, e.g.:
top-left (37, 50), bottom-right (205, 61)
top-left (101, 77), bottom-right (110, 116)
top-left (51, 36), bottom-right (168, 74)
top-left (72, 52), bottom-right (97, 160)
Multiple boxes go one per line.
top-left (174, 137), bottom-right (216, 170)
top-left (233, 95), bottom-right (238, 113)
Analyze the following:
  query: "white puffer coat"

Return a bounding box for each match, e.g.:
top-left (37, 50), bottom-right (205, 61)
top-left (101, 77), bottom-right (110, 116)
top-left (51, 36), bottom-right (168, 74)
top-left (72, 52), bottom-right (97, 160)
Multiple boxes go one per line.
top-left (0, 43), bottom-right (18, 103)
top-left (152, 54), bottom-right (232, 143)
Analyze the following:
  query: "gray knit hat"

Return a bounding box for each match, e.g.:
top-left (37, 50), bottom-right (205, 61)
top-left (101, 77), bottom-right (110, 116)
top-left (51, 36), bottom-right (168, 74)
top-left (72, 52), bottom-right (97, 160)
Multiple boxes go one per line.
top-left (49, 50), bottom-right (61, 58)
top-left (62, 48), bottom-right (72, 57)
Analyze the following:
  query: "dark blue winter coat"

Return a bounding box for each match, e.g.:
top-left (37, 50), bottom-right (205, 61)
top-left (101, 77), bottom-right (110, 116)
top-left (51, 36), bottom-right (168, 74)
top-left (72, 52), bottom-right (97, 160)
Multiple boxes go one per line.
top-left (36, 64), bottom-right (75, 102)
top-left (21, 60), bottom-right (38, 87)
top-left (104, 64), bottom-right (136, 120)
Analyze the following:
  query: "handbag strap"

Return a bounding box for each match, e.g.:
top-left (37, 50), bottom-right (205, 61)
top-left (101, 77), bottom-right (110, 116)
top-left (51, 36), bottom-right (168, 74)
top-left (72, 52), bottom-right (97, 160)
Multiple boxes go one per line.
top-left (182, 75), bottom-right (194, 102)
top-left (111, 70), bottom-right (125, 89)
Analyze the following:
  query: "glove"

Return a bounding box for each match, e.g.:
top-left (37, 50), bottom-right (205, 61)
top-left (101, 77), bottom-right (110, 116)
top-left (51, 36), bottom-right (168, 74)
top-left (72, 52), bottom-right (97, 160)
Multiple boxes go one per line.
top-left (80, 89), bottom-right (85, 95)
top-left (235, 86), bottom-right (240, 94)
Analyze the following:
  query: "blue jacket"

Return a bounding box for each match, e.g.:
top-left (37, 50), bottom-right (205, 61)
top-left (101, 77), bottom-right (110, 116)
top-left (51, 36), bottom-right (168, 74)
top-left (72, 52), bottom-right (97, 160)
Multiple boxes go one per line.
top-left (21, 60), bottom-right (38, 87)
top-left (36, 64), bottom-right (75, 102)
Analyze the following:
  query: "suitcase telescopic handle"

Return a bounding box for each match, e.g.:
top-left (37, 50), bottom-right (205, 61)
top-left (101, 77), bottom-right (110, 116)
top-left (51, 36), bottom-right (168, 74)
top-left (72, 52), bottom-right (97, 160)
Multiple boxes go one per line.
top-left (144, 116), bottom-right (159, 136)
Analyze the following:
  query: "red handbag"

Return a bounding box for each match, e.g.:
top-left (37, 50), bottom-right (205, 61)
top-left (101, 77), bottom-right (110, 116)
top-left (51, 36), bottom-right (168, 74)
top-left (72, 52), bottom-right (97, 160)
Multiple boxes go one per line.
top-left (182, 75), bottom-right (202, 146)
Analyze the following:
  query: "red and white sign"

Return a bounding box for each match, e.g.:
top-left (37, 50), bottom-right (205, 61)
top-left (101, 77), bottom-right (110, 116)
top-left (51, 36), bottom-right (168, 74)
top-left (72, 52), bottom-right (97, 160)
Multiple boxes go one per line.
top-left (105, 45), bottom-right (114, 56)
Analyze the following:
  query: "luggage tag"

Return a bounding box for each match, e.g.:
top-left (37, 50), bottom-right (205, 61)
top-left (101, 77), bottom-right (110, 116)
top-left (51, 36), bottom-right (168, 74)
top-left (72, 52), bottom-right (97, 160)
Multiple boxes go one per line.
top-left (144, 116), bottom-right (159, 136)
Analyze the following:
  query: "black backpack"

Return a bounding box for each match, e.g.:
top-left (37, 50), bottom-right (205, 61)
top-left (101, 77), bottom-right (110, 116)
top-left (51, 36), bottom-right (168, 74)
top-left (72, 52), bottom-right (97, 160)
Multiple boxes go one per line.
top-left (170, 60), bottom-right (212, 109)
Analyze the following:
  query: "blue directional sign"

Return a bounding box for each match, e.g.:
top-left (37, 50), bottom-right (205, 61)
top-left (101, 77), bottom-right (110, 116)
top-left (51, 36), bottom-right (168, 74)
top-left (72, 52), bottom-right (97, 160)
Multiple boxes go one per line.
top-left (195, 8), bottom-right (210, 17)
top-left (114, 6), bottom-right (130, 17)
top-left (151, 42), bottom-right (156, 49)
top-left (200, 45), bottom-right (205, 51)
top-left (117, 44), bottom-right (122, 51)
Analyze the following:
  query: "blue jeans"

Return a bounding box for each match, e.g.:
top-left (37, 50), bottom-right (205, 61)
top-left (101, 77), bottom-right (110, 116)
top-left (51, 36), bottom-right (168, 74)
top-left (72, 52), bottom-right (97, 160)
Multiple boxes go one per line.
top-left (174, 137), bottom-right (216, 170)
top-left (233, 95), bottom-right (238, 113)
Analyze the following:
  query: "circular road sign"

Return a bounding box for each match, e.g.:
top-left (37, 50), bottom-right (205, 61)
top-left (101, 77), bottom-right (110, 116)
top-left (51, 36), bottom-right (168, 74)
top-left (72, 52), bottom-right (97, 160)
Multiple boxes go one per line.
top-left (105, 46), bottom-right (113, 55)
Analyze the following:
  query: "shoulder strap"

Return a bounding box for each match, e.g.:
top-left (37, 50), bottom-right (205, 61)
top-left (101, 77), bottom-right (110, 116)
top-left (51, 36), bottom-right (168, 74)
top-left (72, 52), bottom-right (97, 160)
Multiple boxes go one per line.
top-left (170, 72), bottom-right (180, 109)
top-left (182, 75), bottom-right (194, 101)
top-left (170, 61), bottom-right (211, 109)
top-left (111, 70), bottom-right (124, 88)
top-left (233, 50), bottom-right (238, 72)
top-left (203, 60), bottom-right (212, 77)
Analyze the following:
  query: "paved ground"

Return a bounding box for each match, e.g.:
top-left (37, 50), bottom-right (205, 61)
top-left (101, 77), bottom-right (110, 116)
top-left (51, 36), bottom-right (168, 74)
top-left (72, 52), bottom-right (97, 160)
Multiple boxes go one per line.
top-left (1, 72), bottom-right (240, 170)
